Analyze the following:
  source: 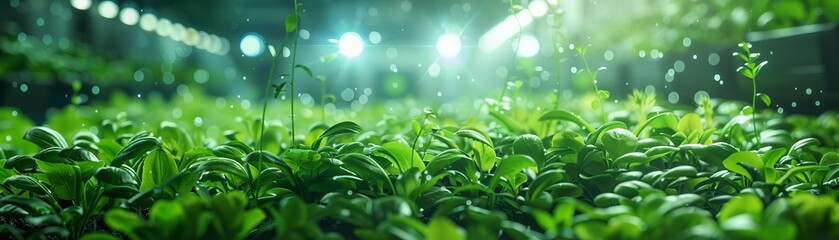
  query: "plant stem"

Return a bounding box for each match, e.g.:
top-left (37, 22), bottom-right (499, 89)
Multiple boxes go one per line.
top-left (321, 80), bottom-right (326, 123)
top-left (580, 51), bottom-right (607, 123)
top-left (499, 0), bottom-right (522, 104)
top-left (409, 114), bottom-right (429, 169)
top-left (752, 78), bottom-right (761, 148)
top-left (289, 0), bottom-right (301, 144)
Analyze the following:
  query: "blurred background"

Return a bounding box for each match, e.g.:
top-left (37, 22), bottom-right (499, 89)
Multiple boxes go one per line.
top-left (2, 0), bottom-right (838, 123)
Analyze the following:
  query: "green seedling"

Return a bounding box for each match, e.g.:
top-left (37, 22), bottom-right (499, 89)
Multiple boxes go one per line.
top-left (734, 42), bottom-right (770, 149)
top-left (575, 44), bottom-right (609, 124)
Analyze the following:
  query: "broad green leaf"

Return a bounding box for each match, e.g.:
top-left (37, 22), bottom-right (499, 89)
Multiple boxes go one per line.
top-left (643, 146), bottom-right (678, 160)
top-left (427, 217), bottom-right (464, 240)
top-left (312, 121), bottom-right (362, 149)
top-left (527, 169), bottom-right (564, 201)
top-left (2, 174), bottom-right (51, 195)
top-left (36, 161), bottom-right (80, 200)
top-left (600, 128), bottom-right (638, 158)
top-left (678, 113), bottom-right (703, 135)
top-left (24, 126), bottom-right (68, 149)
top-left (789, 138), bottom-right (819, 155)
top-left (454, 128), bottom-right (493, 147)
top-left (613, 152), bottom-right (648, 167)
top-left (5, 155), bottom-right (37, 172)
top-left (340, 153), bottom-right (390, 186)
top-left (95, 166), bottom-right (138, 186)
top-left (633, 112), bottom-right (678, 136)
top-left (539, 110), bottom-right (595, 132)
top-left (718, 193), bottom-right (763, 222)
top-left (494, 155), bottom-right (536, 185)
top-left (285, 15), bottom-right (298, 33)
top-left (157, 122), bottom-right (194, 158)
top-left (379, 141), bottom-right (425, 173)
top-left (111, 137), bottom-right (161, 167)
top-left (722, 151), bottom-right (763, 181)
top-left (550, 131), bottom-right (585, 152)
top-left (426, 149), bottom-right (469, 175)
top-left (148, 200), bottom-right (184, 237)
top-left (140, 149), bottom-right (178, 192)
top-left (512, 134), bottom-right (545, 168)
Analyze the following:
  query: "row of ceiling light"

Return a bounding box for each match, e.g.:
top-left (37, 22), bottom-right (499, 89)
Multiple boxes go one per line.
top-left (69, 0), bottom-right (230, 55)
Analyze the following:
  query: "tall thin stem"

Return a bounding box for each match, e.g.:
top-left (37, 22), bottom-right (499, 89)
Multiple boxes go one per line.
top-left (289, 0), bottom-right (301, 143)
top-left (499, 0), bottom-right (522, 103)
top-left (752, 79), bottom-right (761, 148)
top-left (580, 51), bottom-right (607, 123)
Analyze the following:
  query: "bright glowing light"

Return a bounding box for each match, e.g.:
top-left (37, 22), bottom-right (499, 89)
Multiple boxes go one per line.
top-left (436, 33), bottom-right (462, 58)
top-left (528, 0), bottom-right (549, 17)
top-left (240, 33), bottom-right (265, 57)
top-left (479, 10), bottom-right (534, 52)
top-left (155, 18), bottom-right (172, 37)
top-left (70, 0), bottom-right (91, 10)
top-left (338, 32), bottom-right (364, 57)
top-left (184, 28), bottom-right (199, 46)
top-left (139, 13), bottom-right (157, 31)
top-left (170, 23), bottom-right (185, 42)
top-left (514, 35), bottom-right (540, 57)
top-left (119, 7), bottom-right (139, 25)
top-left (97, 1), bottom-right (119, 19)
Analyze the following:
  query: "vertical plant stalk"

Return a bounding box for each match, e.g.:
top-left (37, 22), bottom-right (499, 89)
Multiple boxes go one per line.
top-left (289, 0), bottom-right (301, 142)
top-left (736, 42), bottom-right (768, 149)
top-left (321, 78), bottom-right (326, 123)
top-left (578, 48), bottom-right (608, 123)
top-left (409, 113), bottom-right (431, 169)
top-left (751, 78), bottom-right (760, 148)
top-left (498, 0), bottom-right (523, 104)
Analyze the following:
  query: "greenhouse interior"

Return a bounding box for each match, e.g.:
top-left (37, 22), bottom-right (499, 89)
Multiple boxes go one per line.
top-left (2, 0), bottom-right (839, 239)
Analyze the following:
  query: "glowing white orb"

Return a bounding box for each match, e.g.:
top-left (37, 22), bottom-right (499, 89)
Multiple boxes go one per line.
top-left (436, 33), bottom-right (462, 58)
top-left (338, 32), bottom-right (364, 57)
top-left (240, 33), bottom-right (265, 57)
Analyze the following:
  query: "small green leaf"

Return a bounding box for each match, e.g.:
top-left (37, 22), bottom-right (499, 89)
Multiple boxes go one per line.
top-left (139, 149), bottom-right (178, 192)
top-left (454, 128), bottom-right (493, 147)
top-left (591, 99), bottom-right (601, 110)
top-left (36, 161), bottom-right (80, 200)
top-left (295, 64), bottom-right (313, 77)
top-left (427, 217), bottom-right (465, 240)
top-left (613, 152), bottom-right (649, 167)
top-left (742, 106), bottom-right (754, 115)
top-left (756, 93), bottom-right (771, 107)
top-left (285, 15), bottom-right (298, 33)
top-left (678, 113), bottom-right (703, 135)
top-left (494, 155), bottom-right (536, 185)
top-left (722, 151), bottom-right (763, 181)
top-left (2, 175), bottom-right (51, 195)
top-left (320, 53), bottom-right (339, 63)
top-left (111, 137), bottom-right (161, 167)
top-left (718, 193), bottom-right (763, 222)
top-left (600, 128), bottom-right (638, 158)
top-left (272, 82), bottom-right (292, 99)
top-left (512, 134), bottom-right (545, 168)
top-left (597, 90), bottom-right (610, 99)
top-left (24, 127), bottom-right (68, 149)
top-left (312, 121), bottom-right (362, 149)
top-left (538, 110), bottom-right (595, 132)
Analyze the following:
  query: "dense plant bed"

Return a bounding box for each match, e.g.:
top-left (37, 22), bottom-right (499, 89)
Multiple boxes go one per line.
top-left (1, 86), bottom-right (838, 240)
